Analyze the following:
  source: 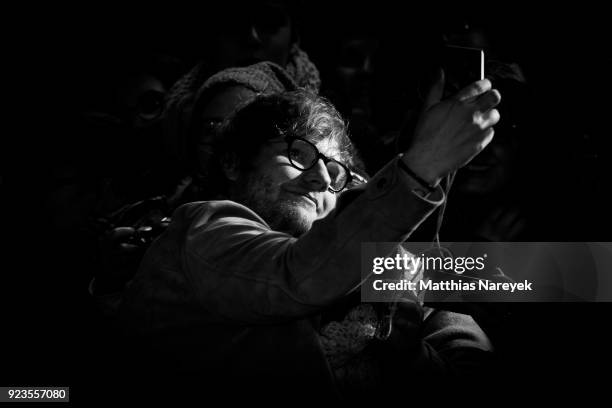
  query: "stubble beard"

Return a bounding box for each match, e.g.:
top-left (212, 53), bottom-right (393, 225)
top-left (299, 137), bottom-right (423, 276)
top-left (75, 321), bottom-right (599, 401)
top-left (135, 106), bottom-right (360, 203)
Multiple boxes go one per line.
top-left (236, 172), bottom-right (314, 237)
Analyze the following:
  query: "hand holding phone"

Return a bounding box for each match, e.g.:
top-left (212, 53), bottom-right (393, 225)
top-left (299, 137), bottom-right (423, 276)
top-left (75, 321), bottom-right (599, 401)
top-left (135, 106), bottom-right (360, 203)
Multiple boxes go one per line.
top-left (403, 71), bottom-right (500, 185)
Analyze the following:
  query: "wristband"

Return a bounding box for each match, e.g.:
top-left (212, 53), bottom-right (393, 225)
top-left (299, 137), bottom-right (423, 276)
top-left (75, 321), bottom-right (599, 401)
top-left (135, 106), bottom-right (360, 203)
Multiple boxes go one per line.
top-left (398, 159), bottom-right (436, 193)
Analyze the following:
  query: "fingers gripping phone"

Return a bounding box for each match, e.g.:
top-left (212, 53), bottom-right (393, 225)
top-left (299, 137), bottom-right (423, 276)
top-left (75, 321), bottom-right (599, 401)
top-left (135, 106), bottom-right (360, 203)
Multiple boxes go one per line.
top-left (430, 45), bottom-right (485, 253)
top-left (441, 45), bottom-right (485, 98)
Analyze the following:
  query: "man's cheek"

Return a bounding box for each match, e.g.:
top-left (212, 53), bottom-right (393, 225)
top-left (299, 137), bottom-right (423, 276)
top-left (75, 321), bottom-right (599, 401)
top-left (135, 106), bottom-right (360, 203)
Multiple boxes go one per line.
top-left (257, 174), bottom-right (281, 198)
top-left (319, 194), bottom-right (337, 218)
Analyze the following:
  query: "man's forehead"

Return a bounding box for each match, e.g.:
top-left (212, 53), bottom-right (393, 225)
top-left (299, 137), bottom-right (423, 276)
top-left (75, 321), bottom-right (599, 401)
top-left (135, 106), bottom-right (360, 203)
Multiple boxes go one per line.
top-left (313, 137), bottom-right (342, 157)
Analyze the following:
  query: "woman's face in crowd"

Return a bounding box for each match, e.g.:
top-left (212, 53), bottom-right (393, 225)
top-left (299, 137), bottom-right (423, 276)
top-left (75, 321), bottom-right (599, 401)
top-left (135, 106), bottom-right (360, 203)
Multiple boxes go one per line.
top-left (197, 86), bottom-right (258, 174)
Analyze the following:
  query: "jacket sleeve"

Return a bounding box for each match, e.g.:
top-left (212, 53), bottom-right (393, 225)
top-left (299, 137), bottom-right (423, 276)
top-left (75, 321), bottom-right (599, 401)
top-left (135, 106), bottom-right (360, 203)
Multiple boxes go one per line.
top-left (181, 156), bottom-right (445, 323)
top-left (418, 309), bottom-right (493, 375)
top-left (376, 305), bottom-right (493, 384)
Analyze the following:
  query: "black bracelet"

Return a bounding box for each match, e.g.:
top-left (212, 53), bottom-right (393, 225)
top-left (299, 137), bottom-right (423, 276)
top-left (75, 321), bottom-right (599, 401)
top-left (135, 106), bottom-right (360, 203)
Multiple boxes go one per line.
top-left (398, 159), bottom-right (436, 193)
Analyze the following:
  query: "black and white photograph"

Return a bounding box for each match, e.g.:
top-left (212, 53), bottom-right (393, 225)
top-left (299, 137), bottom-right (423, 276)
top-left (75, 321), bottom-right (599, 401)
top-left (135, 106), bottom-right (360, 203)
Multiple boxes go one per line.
top-left (5, 1), bottom-right (612, 404)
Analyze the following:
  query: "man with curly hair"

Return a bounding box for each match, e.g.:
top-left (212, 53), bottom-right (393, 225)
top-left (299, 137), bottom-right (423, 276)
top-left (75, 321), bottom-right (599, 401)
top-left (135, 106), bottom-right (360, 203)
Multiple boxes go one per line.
top-left (120, 73), bottom-right (502, 401)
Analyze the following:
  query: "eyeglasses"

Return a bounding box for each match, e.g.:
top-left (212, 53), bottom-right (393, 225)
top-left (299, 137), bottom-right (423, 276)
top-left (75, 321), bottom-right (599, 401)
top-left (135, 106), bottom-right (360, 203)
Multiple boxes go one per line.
top-left (122, 90), bottom-right (165, 123)
top-left (280, 137), bottom-right (353, 193)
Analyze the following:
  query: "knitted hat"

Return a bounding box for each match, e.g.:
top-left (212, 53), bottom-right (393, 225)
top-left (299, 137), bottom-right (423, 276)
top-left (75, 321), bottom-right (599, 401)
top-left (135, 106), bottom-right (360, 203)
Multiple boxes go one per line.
top-left (163, 46), bottom-right (321, 167)
top-left (194, 61), bottom-right (299, 107)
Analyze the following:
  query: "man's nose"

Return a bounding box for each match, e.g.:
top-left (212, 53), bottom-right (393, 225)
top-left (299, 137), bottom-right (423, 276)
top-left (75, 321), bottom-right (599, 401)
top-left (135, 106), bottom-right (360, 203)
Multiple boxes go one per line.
top-left (302, 159), bottom-right (332, 192)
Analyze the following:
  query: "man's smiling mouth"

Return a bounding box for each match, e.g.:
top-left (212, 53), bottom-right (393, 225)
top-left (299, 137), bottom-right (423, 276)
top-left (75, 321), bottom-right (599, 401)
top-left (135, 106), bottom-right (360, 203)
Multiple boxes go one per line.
top-left (293, 192), bottom-right (317, 209)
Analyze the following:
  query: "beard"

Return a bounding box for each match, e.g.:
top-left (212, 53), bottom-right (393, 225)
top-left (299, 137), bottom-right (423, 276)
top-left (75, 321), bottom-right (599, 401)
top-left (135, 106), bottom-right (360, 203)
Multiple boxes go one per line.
top-left (235, 171), bottom-right (315, 237)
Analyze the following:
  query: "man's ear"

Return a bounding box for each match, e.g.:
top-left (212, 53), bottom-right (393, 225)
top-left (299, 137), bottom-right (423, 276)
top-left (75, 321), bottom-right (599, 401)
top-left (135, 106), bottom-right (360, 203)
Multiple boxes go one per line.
top-left (221, 152), bottom-right (241, 181)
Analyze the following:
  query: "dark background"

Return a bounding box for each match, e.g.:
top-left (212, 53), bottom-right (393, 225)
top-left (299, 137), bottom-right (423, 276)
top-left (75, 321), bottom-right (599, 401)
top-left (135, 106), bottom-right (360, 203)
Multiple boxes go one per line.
top-left (6, 1), bottom-right (612, 402)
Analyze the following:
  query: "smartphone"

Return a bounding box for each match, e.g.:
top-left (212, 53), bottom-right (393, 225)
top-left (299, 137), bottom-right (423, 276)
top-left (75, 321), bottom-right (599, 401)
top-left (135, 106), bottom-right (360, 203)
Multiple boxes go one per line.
top-left (441, 45), bottom-right (484, 97)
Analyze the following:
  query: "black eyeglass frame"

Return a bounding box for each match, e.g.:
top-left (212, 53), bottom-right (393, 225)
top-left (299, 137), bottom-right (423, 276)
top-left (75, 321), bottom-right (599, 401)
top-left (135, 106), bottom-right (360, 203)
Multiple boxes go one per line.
top-left (275, 136), bottom-right (354, 193)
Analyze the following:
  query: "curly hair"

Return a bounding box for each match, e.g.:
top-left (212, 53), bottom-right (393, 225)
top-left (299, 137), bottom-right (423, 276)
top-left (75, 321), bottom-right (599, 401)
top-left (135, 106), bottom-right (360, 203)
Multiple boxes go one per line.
top-left (209, 90), bottom-right (365, 195)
